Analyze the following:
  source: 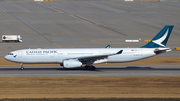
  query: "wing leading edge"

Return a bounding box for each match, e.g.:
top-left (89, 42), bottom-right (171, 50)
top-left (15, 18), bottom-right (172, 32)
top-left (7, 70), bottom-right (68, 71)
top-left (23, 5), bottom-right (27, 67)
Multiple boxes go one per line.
top-left (65, 50), bottom-right (123, 62)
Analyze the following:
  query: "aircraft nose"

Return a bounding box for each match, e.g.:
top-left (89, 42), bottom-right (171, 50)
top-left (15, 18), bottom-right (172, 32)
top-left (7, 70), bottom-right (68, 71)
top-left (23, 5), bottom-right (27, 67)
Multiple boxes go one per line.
top-left (4, 55), bottom-right (10, 61)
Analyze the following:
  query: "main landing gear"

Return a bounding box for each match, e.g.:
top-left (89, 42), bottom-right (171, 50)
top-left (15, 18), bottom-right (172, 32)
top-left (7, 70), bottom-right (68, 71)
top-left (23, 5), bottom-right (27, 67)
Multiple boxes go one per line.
top-left (20, 63), bottom-right (24, 70)
top-left (85, 65), bottom-right (96, 70)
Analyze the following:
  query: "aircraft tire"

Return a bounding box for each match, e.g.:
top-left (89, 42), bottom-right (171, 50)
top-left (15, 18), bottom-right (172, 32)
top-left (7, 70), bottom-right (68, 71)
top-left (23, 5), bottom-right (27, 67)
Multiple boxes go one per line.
top-left (85, 66), bottom-right (88, 70)
top-left (85, 66), bottom-right (96, 70)
top-left (21, 67), bottom-right (24, 70)
top-left (91, 66), bottom-right (96, 70)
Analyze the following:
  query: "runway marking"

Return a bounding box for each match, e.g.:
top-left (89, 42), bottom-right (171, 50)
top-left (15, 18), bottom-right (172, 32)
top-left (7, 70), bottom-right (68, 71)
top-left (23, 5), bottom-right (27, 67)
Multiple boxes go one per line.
top-left (27, 32), bottom-right (34, 34)
top-left (16, 22), bottom-right (22, 25)
top-left (98, 25), bottom-right (127, 36)
top-left (74, 15), bottom-right (97, 25)
top-left (7, 16), bottom-right (13, 19)
top-left (37, 2), bottom-right (71, 14)
top-left (0, 5), bottom-right (62, 48)
top-left (0, 6), bottom-right (7, 12)
top-left (20, 26), bottom-right (26, 28)
top-left (52, 42), bottom-right (61, 48)
top-left (24, 29), bottom-right (30, 31)
top-left (37, 2), bottom-right (127, 36)
top-left (12, 20), bottom-right (17, 22)
top-left (73, 15), bottom-right (127, 36)
top-left (61, 33), bottom-right (66, 35)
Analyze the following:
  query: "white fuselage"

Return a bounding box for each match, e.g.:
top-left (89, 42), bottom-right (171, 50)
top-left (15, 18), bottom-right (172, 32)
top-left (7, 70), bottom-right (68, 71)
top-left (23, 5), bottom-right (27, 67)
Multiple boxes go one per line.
top-left (4, 48), bottom-right (156, 64)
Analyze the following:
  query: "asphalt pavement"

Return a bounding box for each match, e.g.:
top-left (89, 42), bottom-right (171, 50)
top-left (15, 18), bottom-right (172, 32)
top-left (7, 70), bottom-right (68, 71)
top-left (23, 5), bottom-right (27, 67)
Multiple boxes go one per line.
top-left (0, 1), bottom-right (180, 57)
top-left (0, 65), bottom-right (179, 77)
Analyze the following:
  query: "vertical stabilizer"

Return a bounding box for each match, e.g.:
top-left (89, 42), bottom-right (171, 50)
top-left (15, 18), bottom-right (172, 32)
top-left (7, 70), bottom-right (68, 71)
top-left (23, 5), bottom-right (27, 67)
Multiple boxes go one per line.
top-left (141, 25), bottom-right (174, 48)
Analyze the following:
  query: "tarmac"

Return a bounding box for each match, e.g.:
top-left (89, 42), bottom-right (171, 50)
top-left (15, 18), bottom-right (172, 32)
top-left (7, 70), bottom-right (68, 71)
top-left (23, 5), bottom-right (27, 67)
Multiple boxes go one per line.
top-left (0, 0), bottom-right (180, 76)
top-left (0, 2), bottom-right (180, 100)
top-left (0, 1), bottom-right (180, 55)
top-left (0, 65), bottom-right (180, 77)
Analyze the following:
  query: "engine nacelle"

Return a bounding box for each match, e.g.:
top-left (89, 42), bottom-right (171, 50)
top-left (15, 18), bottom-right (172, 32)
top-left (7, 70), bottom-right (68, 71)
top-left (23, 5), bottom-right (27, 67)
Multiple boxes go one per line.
top-left (63, 60), bottom-right (82, 68)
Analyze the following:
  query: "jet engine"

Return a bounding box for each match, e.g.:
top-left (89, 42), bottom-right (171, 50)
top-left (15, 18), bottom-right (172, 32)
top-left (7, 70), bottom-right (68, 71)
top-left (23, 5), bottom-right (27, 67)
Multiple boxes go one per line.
top-left (63, 60), bottom-right (82, 68)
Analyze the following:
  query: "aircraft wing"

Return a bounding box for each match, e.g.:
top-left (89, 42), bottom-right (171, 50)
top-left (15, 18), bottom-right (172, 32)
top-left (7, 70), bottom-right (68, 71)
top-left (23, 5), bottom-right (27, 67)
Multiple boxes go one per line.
top-left (75, 50), bottom-right (123, 62)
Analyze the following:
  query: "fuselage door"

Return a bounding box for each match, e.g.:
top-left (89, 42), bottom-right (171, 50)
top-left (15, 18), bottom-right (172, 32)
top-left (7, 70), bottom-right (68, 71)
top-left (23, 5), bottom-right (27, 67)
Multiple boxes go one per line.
top-left (18, 52), bottom-right (23, 58)
top-left (134, 49), bottom-right (142, 56)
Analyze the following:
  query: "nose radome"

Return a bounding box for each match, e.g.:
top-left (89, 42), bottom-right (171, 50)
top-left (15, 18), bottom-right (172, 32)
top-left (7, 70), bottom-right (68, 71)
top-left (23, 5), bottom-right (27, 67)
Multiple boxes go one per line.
top-left (4, 55), bottom-right (9, 60)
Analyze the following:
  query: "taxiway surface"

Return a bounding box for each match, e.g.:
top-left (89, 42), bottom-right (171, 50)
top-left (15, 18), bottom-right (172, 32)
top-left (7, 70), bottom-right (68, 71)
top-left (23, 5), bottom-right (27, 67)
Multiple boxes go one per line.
top-left (0, 1), bottom-right (179, 78)
top-left (0, 1), bottom-right (180, 57)
top-left (0, 65), bottom-right (180, 77)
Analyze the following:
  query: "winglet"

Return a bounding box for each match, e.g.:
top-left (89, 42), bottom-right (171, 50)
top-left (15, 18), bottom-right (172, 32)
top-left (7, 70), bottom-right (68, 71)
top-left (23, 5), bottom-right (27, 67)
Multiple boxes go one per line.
top-left (105, 45), bottom-right (111, 48)
top-left (116, 50), bottom-right (123, 54)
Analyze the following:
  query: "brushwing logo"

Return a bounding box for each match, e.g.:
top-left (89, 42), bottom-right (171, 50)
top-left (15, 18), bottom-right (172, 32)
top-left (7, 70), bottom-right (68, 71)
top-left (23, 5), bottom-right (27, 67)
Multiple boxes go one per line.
top-left (13, 55), bottom-right (17, 58)
top-left (152, 29), bottom-right (169, 47)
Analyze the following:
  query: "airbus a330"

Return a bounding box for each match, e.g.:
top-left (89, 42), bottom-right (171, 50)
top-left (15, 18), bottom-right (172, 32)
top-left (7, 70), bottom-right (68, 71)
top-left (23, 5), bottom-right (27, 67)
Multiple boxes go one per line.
top-left (4, 25), bottom-right (174, 70)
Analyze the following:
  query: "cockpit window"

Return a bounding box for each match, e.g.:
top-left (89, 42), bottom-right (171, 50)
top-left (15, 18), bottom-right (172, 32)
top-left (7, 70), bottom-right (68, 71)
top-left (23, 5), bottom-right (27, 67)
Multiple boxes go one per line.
top-left (8, 53), bottom-right (14, 55)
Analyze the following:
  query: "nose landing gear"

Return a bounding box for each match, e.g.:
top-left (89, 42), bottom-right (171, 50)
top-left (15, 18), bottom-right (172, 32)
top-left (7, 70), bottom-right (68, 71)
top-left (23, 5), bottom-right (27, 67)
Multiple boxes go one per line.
top-left (20, 63), bottom-right (24, 70)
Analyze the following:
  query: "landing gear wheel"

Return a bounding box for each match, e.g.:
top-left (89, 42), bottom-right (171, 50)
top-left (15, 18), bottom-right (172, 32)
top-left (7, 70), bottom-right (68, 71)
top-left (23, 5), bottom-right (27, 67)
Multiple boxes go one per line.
top-left (20, 63), bottom-right (24, 70)
top-left (91, 66), bottom-right (96, 70)
top-left (21, 67), bottom-right (24, 70)
top-left (84, 65), bottom-right (96, 70)
top-left (85, 66), bottom-right (88, 70)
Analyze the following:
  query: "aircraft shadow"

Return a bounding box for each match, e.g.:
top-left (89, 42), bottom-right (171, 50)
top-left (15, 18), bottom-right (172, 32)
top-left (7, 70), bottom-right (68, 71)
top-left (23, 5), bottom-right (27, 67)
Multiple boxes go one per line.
top-left (98, 66), bottom-right (180, 70)
top-left (0, 66), bottom-right (180, 71)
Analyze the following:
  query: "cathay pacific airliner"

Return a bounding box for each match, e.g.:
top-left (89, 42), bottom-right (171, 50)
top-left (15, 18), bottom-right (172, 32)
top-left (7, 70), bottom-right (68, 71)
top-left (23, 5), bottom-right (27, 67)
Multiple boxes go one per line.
top-left (4, 25), bottom-right (174, 70)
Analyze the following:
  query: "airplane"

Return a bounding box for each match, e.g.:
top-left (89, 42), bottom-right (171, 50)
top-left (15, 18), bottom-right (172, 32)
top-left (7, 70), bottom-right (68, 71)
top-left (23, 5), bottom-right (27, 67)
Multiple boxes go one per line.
top-left (4, 25), bottom-right (174, 70)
